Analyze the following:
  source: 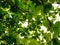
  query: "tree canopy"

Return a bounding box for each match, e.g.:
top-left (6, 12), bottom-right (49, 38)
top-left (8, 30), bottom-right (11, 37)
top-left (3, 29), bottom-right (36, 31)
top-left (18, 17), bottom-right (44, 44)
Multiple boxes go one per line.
top-left (0, 0), bottom-right (60, 45)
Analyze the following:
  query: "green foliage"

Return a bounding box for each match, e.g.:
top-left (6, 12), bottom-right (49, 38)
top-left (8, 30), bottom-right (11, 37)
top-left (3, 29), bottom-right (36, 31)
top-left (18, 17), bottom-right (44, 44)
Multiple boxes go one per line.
top-left (0, 0), bottom-right (60, 45)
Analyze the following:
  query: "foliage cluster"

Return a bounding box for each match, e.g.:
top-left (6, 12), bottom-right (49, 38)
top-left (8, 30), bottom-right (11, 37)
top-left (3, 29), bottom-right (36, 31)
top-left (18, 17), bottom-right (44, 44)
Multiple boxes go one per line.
top-left (0, 0), bottom-right (60, 45)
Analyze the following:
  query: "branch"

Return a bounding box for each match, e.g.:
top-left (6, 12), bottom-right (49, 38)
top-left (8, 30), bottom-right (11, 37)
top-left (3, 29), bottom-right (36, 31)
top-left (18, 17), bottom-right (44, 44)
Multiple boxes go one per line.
top-left (41, 0), bottom-right (45, 7)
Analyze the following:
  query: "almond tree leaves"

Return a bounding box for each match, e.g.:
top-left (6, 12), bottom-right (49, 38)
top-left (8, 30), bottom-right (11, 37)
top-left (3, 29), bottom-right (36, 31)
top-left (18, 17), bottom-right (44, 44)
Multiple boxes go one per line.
top-left (0, 0), bottom-right (60, 45)
top-left (53, 21), bottom-right (60, 38)
top-left (0, 8), bottom-right (7, 19)
top-left (51, 38), bottom-right (60, 45)
top-left (30, 0), bottom-right (41, 6)
top-left (20, 38), bottom-right (39, 45)
top-left (53, 21), bottom-right (60, 33)
top-left (0, 0), bottom-right (9, 8)
top-left (15, 0), bottom-right (36, 13)
top-left (43, 19), bottom-right (50, 28)
top-left (43, 3), bottom-right (54, 13)
top-left (0, 22), bottom-right (5, 36)
top-left (50, 0), bottom-right (60, 4)
top-left (0, 9), bottom-right (4, 19)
